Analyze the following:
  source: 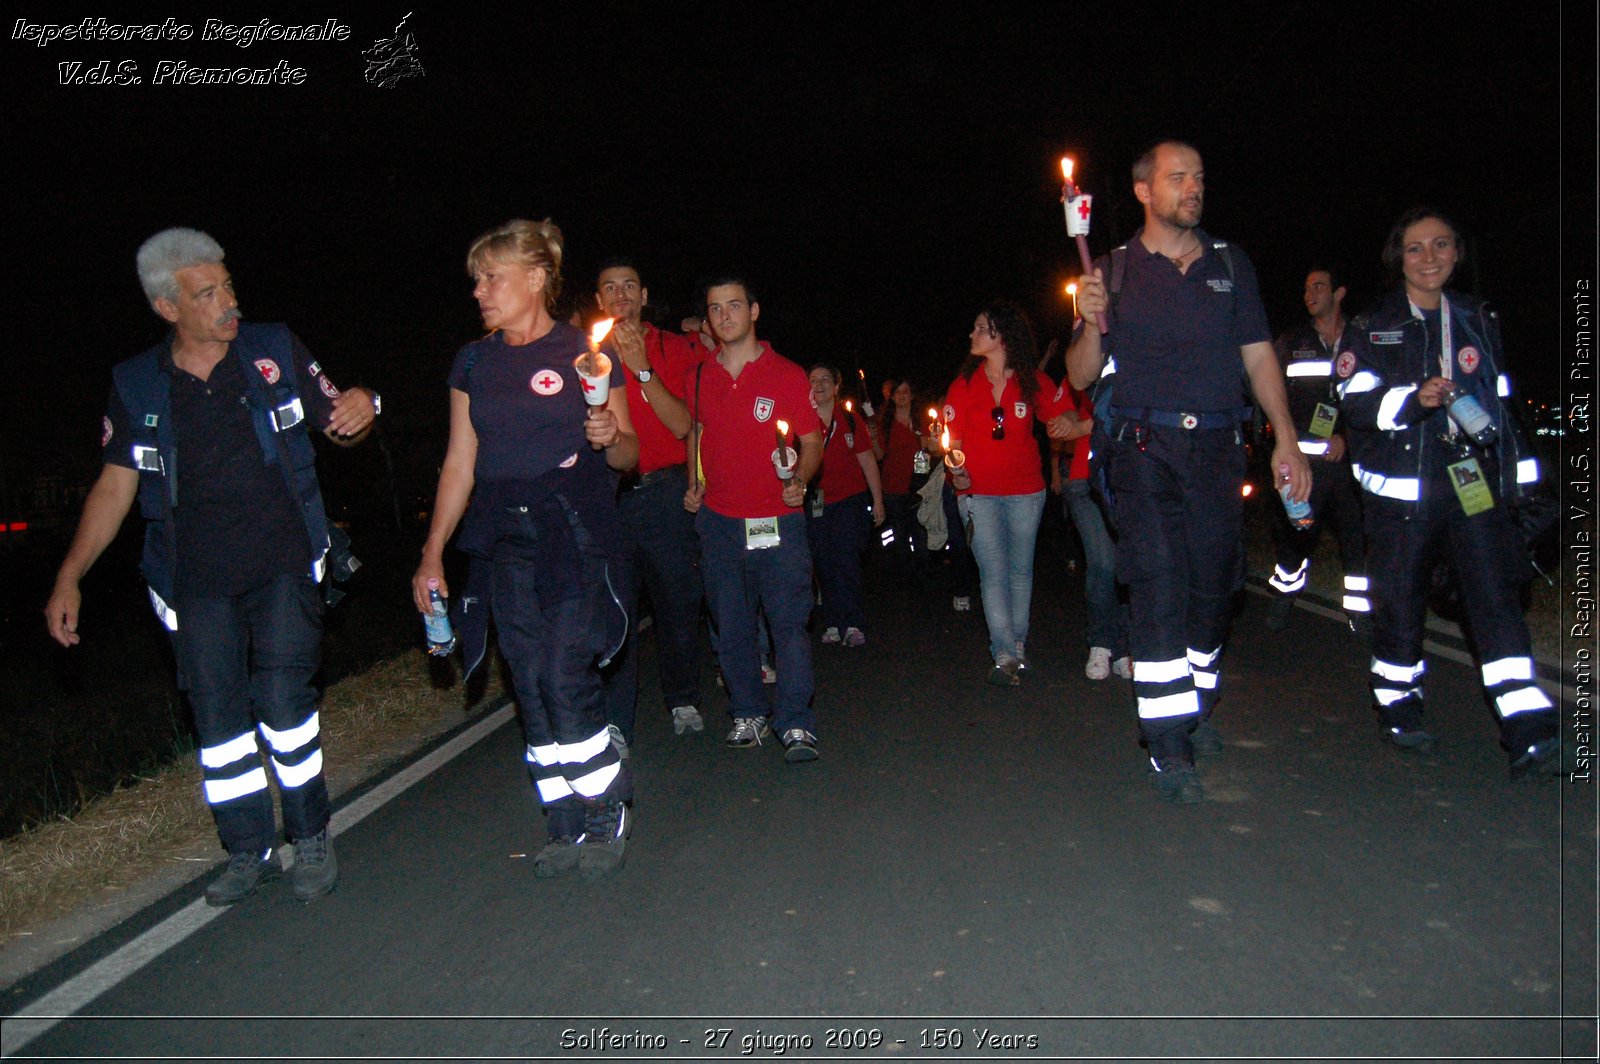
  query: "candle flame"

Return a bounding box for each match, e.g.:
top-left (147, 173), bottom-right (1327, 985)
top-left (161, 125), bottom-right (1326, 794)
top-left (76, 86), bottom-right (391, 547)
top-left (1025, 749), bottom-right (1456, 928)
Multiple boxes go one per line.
top-left (1060, 157), bottom-right (1074, 183)
top-left (1066, 282), bottom-right (1078, 296)
top-left (927, 407), bottom-right (938, 420)
top-left (844, 399), bottom-right (853, 411)
top-left (940, 428), bottom-right (950, 450)
top-left (589, 318), bottom-right (615, 346)
top-left (777, 420), bottom-right (789, 435)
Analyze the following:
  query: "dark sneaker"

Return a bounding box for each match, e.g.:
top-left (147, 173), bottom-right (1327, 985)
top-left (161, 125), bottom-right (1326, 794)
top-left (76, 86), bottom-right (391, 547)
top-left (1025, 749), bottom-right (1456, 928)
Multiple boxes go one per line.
top-left (781, 728), bottom-right (819, 763)
top-left (205, 847), bottom-right (281, 907)
top-left (533, 835), bottom-right (583, 879)
top-left (1383, 723), bottom-right (1436, 751)
top-left (1266, 595), bottom-right (1295, 632)
top-left (291, 829), bottom-right (338, 903)
top-left (1190, 720), bottom-right (1224, 757)
top-left (1508, 737), bottom-right (1561, 781)
top-left (577, 801), bottom-right (632, 882)
top-left (1149, 758), bottom-right (1205, 804)
top-left (726, 716), bottom-right (771, 747)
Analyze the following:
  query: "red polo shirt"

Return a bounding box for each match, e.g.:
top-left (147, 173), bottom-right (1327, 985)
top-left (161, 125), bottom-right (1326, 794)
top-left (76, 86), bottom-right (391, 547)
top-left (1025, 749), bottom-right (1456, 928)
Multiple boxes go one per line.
top-left (880, 417), bottom-right (920, 495)
top-left (1065, 385), bottom-right (1093, 482)
top-left (942, 369), bottom-right (1068, 496)
top-left (815, 405), bottom-right (872, 502)
top-left (690, 344), bottom-right (821, 517)
top-left (626, 323), bottom-right (696, 476)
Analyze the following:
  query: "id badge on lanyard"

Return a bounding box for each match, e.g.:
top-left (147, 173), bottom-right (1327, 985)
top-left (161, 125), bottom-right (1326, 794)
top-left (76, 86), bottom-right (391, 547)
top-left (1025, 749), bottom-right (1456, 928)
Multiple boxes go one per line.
top-left (1309, 403), bottom-right (1338, 438)
top-left (1447, 457), bottom-right (1494, 516)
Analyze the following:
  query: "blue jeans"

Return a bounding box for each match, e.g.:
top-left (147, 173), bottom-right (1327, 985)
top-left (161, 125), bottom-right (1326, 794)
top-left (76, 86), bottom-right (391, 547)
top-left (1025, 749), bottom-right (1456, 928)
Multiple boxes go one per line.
top-left (696, 508), bottom-right (817, 735)
top-left (1065, 479), bottom-right (1128, 655)
top-left (966, 490), bottom-right (1047, 662)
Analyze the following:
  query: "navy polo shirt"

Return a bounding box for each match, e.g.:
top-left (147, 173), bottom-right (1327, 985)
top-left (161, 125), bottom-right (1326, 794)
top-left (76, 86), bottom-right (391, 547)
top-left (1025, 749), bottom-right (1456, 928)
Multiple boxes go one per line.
top-left (1101, 228), bottom-right (1271, 413)
top-left (448, 322), bottom-right (623, 487)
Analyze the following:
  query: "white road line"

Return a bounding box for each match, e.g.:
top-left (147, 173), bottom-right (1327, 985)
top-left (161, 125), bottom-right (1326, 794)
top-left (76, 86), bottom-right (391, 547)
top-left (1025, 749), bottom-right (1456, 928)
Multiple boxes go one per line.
top-left (0, 702), bottom-right (514, 1059)
top-left (1247, 584), bottom-right (1576, 704)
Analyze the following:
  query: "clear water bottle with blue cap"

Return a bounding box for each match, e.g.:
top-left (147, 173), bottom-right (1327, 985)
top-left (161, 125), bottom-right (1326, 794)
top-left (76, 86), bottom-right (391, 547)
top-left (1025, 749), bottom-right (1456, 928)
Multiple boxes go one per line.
top-left (1278, 463), bottom-right (1314, 530)
top-left (1443, 382), bottom-right (1498, 446)
top-left (423, 578), bottom-right (456, 656)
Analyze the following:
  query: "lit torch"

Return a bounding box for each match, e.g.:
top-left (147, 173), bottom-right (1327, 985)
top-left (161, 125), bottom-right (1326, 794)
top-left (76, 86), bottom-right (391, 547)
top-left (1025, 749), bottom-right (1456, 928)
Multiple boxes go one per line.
top-left (1061, 157), bottom-right (1106, 334)
top-left (773, 419), bottom-right (796, 479)
top-left (575, 318), bottom-right (616, 448)
top-left (941, 427), bottom-right (965, 476)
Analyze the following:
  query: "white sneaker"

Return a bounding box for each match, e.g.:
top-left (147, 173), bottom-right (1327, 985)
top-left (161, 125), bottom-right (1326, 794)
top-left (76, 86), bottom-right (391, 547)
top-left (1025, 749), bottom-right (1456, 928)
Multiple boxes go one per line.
top-left (671, 705), bottom-right (704, 735)
top-left (821, 627), bottom-right (842, 644)
top-left (1112, 655), bottom-right (1133, 679)
top-left (1085, 647), bottom-right (1112, 680)
top-left (761, 664), bottom-right (778, 684)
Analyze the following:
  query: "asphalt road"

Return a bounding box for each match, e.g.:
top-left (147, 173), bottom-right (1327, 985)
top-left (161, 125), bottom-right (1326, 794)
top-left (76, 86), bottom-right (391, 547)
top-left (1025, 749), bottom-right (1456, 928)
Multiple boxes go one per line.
top-left (3, 551), bottom-right (1595, 1062)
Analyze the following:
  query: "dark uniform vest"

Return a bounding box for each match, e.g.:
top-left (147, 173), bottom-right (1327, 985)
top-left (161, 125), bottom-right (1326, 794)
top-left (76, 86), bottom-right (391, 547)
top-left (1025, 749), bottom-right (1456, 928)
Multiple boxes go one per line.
top-left (112, 323), bottom-right (331, 629)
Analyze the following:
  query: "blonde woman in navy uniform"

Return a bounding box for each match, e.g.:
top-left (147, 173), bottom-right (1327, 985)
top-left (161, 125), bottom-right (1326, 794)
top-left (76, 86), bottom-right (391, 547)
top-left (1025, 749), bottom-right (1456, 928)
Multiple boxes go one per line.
top-left (413, 219), bottom-right (641, 878)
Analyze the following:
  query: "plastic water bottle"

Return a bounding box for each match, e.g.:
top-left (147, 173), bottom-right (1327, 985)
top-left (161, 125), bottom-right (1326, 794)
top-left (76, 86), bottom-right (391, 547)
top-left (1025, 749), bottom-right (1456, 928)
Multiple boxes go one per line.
top-left (1278, 464), bottom-right (1313, 529)
top-left (1444, 383), bottom-right (1498, 446)
top-left (423, 578), bottom-right (456, 656)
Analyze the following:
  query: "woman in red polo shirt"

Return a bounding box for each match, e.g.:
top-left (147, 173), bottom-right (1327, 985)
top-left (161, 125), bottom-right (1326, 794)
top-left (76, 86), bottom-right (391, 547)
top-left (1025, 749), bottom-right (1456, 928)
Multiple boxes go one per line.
top-left (877, 379), bottom-right (927, 574)
top-left (944, 300), bottom-right (1069, 685)
top-left (806, 364), bottom-right (885, 646)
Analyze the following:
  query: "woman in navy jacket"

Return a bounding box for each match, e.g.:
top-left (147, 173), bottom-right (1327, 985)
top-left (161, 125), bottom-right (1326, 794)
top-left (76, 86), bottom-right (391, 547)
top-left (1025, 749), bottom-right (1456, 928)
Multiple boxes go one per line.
top-left (1337, 208), bottom-right (1556, 775)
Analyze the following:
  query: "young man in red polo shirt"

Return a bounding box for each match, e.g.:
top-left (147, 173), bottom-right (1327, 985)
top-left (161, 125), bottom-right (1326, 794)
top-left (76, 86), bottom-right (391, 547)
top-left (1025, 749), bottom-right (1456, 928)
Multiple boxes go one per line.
top-left (683, 276), bottom-right (824, 762)
top-left (598, 258), bottom-right (708, 744)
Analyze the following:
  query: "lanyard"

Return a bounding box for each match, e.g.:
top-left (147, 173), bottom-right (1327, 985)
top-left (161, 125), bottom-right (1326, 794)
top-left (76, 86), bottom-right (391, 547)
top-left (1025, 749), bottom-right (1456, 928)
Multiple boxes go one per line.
top-left (1410, 294), bottom-right (1455, 433)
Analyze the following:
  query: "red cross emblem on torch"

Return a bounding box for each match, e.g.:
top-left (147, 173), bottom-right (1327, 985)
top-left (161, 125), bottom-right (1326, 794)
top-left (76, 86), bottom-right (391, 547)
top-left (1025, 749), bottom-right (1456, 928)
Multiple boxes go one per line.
top-left (1060, 155), bottom-right (1106, 334)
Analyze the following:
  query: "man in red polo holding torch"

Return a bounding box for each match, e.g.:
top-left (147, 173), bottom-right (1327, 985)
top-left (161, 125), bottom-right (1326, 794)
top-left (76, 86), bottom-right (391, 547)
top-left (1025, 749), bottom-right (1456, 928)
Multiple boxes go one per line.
top-left (684, 275), bottom-right (824, 763)
top-left (596, 258), bottom-right (709, 745)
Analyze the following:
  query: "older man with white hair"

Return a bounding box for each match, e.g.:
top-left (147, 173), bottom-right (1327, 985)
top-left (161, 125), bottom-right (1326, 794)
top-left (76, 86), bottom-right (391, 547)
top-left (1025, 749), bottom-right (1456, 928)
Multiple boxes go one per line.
top-left (45, 228), bottom-right (380, 906)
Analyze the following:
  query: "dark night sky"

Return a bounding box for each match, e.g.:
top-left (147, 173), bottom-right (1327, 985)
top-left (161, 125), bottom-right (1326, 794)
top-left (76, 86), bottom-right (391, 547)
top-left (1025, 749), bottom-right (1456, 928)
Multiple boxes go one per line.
top-left (2, 2), bottom-right (1593, 492)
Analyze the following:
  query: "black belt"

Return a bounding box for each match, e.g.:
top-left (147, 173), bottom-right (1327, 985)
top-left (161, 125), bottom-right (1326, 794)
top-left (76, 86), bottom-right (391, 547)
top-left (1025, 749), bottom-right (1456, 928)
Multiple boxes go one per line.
top-left (627, 463), bottom-right (686, 490)
top-left (1117, 407), bottom-right (1244, 431)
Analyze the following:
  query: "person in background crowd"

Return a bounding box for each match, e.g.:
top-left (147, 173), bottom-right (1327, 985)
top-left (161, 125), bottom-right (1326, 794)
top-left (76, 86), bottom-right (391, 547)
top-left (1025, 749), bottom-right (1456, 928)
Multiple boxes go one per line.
top-left (413, 219), bottom-right (639, 881)
top-left (1337, 207), bottom-right (1557, 775)
top-left (805, 364), bottom-right (886, 647)
top-left (595, 257), bottom-right (708, 741)
top-left (1049, 383), bottom-right (1131, 681)
top-left (1266, 264), bottom-right (1369, 636)
top-left (877, 379), bottom-right (927, 574)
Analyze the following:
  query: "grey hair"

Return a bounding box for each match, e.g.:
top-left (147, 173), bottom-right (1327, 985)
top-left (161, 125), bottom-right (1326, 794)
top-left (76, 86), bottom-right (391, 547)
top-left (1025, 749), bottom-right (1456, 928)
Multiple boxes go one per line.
top-left (136, 228), bottom-right (225, 305)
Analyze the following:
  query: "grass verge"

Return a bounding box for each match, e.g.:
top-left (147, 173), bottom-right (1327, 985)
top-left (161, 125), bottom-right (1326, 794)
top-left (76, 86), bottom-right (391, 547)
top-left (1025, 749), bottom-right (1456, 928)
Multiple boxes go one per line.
top-left (0, 651), bottom-right (501, 948)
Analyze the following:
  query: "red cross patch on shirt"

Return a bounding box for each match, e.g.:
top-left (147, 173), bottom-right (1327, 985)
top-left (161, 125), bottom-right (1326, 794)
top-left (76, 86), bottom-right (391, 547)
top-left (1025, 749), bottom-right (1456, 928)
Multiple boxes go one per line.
top-left (530, 371), bottom-right (564, 396)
